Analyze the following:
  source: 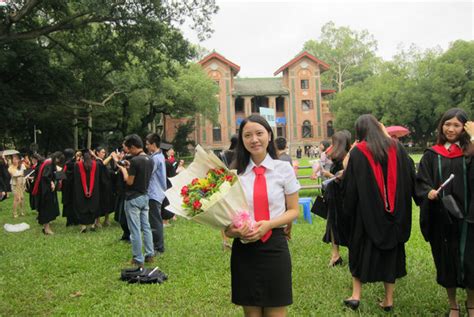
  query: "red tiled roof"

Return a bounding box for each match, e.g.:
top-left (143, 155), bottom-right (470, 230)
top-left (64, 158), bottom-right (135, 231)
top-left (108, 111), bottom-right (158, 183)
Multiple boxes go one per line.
top-left (321, 89), bottom-right (336, 95)
top-left (199, 52), bottom-right (240, 75)
top-left (274, 51), bottom-right (330, 76)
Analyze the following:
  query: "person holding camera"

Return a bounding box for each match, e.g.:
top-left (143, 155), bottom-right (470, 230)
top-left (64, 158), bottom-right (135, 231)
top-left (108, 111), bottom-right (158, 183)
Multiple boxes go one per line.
top-left (113, 134), bottom-right (154, 267)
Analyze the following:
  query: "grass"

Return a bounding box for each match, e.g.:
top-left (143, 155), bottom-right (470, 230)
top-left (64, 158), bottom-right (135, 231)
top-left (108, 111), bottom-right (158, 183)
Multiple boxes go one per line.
top-left (0, 153), bottom-right (460, 316)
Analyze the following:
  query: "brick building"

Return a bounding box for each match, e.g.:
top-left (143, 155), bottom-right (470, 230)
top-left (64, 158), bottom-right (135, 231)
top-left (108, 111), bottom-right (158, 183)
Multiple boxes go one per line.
top-left (164, 51), bottom-right (335, 155)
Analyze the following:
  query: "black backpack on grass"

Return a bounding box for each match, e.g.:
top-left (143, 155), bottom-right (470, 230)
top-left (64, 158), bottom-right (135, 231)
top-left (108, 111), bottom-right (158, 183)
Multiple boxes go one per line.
top-left (120, 267), bottom-right (168, 284)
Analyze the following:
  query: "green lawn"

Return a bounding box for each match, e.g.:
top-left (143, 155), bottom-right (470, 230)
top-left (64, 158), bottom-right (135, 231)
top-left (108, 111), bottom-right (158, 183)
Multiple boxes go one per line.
top-left (0, 158), bottom-right (460, 316)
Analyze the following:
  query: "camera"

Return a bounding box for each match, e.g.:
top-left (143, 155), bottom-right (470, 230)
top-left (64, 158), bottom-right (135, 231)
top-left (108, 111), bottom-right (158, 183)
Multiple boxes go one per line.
top-left (117, 160), bottom-right (128, 167)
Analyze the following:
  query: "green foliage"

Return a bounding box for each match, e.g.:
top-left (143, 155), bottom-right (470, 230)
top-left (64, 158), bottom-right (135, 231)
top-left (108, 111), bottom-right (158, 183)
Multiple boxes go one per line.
top-left (0, 0), bottom-right (219, 152)
top-left (303, 21), bottom-right (379, 91)
top-left (331, 40), bottom-right (474, 146)
top-left (172, 120), bottom-right (196, 156)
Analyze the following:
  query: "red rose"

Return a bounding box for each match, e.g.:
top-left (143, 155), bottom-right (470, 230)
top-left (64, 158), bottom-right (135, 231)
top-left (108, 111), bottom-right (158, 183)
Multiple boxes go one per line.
top-left (209, 183), bottom-right (216, 188)
top-left (192, 178), bottom-right (199, 185)
top-left (181, 186), bottom-right (189, 196)
top-left (183, 196), bottom-right (190, 204)
top-left (193, 200), bottom-right (202, 210)
top-left (214, 168), bottom-right (223, 175)
top-left (225, 175), bottom-right (234, 182)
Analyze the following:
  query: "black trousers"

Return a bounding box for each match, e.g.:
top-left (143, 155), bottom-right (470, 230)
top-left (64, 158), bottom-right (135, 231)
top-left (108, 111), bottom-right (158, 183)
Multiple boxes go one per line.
top-left (149, 199), bottom-right (164, 253)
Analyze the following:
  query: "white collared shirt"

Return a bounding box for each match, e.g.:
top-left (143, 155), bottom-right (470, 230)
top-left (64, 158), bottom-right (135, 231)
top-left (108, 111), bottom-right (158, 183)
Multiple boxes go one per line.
top-left (238, 154), bottom-right (301, 221)
top-left (444, 141), bottom-right (461, 150)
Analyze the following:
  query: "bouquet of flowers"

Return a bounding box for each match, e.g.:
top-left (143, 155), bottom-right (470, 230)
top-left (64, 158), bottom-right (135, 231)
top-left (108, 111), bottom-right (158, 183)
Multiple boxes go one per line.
top-left (181, 168), bottom-right (236, 216)
top-left (165, 145), bottom-right (249, 230)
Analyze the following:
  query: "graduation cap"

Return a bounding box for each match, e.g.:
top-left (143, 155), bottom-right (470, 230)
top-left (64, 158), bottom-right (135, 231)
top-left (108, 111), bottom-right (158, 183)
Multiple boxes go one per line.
top-left (160, 143), bottom-right (173, 151)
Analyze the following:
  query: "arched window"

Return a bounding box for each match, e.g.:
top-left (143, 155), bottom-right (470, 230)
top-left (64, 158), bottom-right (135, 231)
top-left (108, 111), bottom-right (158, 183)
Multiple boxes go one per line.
top-left (302, 120), bottom-right (313, 138)
top-left (213, 124), bottom-right (222, 142)
top-left (327, 121), bottom-right (334, 138)
top-left (235, 97), bottom-right (244, 113)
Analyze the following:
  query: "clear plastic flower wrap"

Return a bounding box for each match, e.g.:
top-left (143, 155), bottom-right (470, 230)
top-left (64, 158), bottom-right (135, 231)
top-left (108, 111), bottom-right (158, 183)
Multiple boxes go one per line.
top-left (165, 145), bottom-right (249, 230)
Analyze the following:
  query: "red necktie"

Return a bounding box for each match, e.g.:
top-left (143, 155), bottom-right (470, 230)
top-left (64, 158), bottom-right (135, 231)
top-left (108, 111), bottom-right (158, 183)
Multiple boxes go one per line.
top-left (253, 166), bottom-right (272, 242)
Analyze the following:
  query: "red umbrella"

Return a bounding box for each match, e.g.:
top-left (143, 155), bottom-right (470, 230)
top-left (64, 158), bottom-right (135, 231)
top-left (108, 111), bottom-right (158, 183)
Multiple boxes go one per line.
top-left (386, 126), bottom-right (410, 138)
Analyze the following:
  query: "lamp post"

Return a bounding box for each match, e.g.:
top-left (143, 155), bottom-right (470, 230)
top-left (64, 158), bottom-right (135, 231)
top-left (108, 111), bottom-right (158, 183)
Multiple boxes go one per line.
top-left (33, 125), bottom-right (42, 144)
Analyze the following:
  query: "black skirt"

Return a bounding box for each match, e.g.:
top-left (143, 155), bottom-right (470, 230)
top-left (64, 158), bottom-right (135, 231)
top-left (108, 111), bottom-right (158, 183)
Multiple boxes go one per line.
top-left (231, 228), bottom-right (292, 307)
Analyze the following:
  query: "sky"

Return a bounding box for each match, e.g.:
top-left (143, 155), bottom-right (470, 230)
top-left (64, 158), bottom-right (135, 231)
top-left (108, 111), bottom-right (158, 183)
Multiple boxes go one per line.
top-left (182, 0), bottom-right (473, 77)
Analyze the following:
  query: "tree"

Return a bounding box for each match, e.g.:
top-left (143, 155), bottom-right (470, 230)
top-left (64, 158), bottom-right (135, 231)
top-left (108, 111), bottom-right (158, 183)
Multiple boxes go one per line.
top-left (172, 120), bottom-right (196, 156)
top-left (330, 40), bottom-right (474, 146)
top-left (303, 21), bottom-right (379, 92)
top-left (0, 0), bottom-right (220, 152)
top-left (0, 0), bottom-right (218, 43)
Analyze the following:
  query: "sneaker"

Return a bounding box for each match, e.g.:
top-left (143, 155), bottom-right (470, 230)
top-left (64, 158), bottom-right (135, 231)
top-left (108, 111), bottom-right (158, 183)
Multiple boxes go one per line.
top-left (145, 255), bottom-right (155, 263)
top-left (130, 259), bottom-right (144, 268)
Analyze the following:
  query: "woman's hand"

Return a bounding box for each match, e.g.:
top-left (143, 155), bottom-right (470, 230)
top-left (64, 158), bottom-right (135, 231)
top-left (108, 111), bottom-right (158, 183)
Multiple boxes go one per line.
top-left (283, 222), bottom-right (292, 240)
top-left (322, 170), bottom-right (332, 178)
top-left (243, 220), bottom-right (273, 242)
top-left (225, 223), bottom-right (251, 239)
top-left (465, 121), bottom-right (474, 138)
top-left (427, 189), bottom-right (439, 200)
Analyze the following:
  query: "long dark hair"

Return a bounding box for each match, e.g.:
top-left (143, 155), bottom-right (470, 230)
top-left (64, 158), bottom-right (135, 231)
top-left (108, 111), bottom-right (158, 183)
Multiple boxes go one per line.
top-left (231, 114), bottom-right (277, 174)
top-left (329, 130), bottom-right (351, 162)
top-left (50, 151), bottom-right (65, 167)
top-left (436, 108), bottom-right (470, 152)
top-left (82, 151), bottom-right (93, 170)
top-left (355, 114), bottom-right (394, 163)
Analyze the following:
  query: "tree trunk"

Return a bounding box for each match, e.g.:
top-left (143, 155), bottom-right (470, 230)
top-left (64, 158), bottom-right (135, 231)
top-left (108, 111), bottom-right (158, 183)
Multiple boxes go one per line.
top-left (121, 98), bottom-right (129, 136)
top-left (162, 113), bottom-right (167, 141)
top-left (73, 108), bottom-right (79, 150)
top-left (87, 104), bottom-right (92, 149)
top-left (338, 63), bottom-right (343, 92)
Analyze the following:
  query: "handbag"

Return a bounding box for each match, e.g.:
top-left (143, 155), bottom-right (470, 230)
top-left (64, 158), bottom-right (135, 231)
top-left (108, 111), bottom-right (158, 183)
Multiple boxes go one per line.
top-left (311, 195), bottom-right (328, 219)
top-left (441, 195), bottom-right (464, 219)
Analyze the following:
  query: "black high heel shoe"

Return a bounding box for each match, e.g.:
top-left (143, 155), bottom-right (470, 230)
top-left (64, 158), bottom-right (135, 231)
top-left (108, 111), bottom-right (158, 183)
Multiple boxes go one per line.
top-left (332, 257), bottom-right (343, 266)
top-left (379, 303), bottom-right (393, 312)
top-left (343, 299), bottom-right (360, 310)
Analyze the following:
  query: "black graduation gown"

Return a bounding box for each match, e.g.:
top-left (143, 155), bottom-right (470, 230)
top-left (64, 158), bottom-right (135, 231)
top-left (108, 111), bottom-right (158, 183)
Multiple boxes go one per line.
top-left (0, 163), bottom-right (11, 192)
top-left (27, 163), bottom-right (41, 210)
top-left (112, 164), bottom-right (130, 238)
top-left (161, 160), bottom-right (176, 220)
top-left (97, 160), bottom-right (114, 218)
top-left (35, 163), bottom-right (60, 225)
top-left (415, 148), bottom-right (473, 288)
top-left (322, 160), bottom-right (348, 246)
top-left (61, 160), bottom-right (79, 225)
top-left (342, 143), bottom-right (415, 283)
top-left (73, 162), bottom-right (100, 225)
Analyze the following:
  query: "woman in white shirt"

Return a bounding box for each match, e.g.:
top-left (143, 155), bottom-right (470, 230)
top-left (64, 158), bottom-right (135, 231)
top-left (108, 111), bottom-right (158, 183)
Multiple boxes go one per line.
top-left (8, 154), bottom-right (26, 218)
top-left (225, 114), bottom-right (300, 317)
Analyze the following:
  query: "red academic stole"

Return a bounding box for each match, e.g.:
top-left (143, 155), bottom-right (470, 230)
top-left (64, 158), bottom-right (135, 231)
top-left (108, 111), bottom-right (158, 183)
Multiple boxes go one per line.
top-left (32, 159), bottom-right (52, 196)
top-left (253, 166), bottom-right (272, 242)
top-left (431, 144), bottom-right (464, 159)
top-left (77, 160), bottom-right (97, 198)
top-left (356, 141), bottom-right (397, 214)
